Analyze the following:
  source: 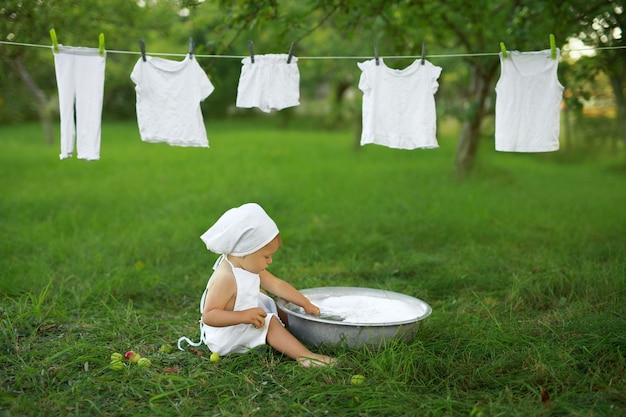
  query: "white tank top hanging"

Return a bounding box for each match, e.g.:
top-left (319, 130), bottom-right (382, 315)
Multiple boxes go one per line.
top-left (495, 49), bottom-right (564, 152)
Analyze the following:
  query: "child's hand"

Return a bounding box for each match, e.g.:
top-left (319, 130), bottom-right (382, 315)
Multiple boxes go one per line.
top-left (242, 307), bottom-right (268, 328)
top-left (302, 302), bottom-right (320, 316)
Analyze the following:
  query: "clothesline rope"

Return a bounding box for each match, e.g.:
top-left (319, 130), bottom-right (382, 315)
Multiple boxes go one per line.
top-left (1, 40), bottom-right (625, 60)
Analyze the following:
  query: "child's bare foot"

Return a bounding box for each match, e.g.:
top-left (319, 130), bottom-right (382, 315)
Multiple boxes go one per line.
top-left (297, 354), bottom-right (336, 368)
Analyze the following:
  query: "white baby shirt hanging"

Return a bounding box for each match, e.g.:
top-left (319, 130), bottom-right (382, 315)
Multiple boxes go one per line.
top-left (130, 55), bottom-right (214, 147)
top-left (495, 49), bottom-right (564, 152)
top-left (358, 58), bottom-right (442, 150)
top-left (236, 54), bottom-right (300, 113)
top-left (52, 45), bottom-right (106, 161)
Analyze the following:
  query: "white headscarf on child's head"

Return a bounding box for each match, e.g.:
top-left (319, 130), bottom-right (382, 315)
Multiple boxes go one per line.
top-left (200, 203), bottom-right (279, 256)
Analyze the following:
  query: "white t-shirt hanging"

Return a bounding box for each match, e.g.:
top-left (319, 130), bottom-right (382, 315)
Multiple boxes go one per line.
top-left (236, 54), bottom-right (300, 113)
top-left (495, 49), bottom-right (564, 152)
top-left (131, 55), bottom-right (214, 147)
top-left (358, 58), bottom-right (442, 150)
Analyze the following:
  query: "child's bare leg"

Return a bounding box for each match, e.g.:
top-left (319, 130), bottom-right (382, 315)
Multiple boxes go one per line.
top-left (266, 316), bottom-right (334, 367)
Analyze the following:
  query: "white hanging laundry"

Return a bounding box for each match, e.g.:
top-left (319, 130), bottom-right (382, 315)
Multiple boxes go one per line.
top-left (357, 58), bottom-right (442, 150)
top-left (130, 55), bottom-right (214, 147)
top-left (495, 49), bottom-right (564, 152)
top-left (236, 54), bottom-right (300, 113)
top-left (52, 45), bottom-right (106, 161)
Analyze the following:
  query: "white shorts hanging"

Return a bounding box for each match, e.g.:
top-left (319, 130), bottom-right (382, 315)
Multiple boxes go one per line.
top-left (236, 54), bottom-right (300, 113)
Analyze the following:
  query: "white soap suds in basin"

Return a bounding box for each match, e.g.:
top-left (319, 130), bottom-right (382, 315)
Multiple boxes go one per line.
top-left (311, 295), bottom-right (423, 324)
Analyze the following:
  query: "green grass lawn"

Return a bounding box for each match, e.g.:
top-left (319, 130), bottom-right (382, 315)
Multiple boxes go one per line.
top-left (1, 119), bottom-right (625, 416)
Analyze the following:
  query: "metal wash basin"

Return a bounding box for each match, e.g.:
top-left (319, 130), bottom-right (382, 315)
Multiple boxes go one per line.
top-left (277, 287), bottom-right (432, 348)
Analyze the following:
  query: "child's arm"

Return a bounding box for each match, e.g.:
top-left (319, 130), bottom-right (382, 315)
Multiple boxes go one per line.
top-left (202, 273), bottom-right (268, 328)
top-left (260, 270), bottom-right (320, 316)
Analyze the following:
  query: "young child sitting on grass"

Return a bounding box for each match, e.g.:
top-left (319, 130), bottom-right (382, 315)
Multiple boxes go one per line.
top-left (178, 203), bottom-right (334, 368)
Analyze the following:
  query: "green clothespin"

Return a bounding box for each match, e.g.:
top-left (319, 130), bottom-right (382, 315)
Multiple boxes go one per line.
top-left (549, 34), bottom-right (556, 60)
top-left (99, 33), bottom-right (105, 57)
top-left (50, 28), bottom-right (59, 53)
top-left (500, 42), bottom-right (508, 58)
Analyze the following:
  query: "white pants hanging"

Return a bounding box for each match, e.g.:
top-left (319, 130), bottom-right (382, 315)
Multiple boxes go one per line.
top-left (53, 46), bottom-right (106, 160)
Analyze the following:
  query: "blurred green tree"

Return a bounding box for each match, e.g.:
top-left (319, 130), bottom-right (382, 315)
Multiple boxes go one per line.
top-left (569, 1), bottom-right (625, 150)
top-left (185, 0), bottom-right (620, 175)
top-left (2, 0), bottom-right (621, 170)
top-left (0, 0), bottom-right (178, 141)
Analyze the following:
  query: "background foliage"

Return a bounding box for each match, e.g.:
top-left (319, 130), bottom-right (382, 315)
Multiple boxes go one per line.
top-left (1, 2), bottom-right (623, 153)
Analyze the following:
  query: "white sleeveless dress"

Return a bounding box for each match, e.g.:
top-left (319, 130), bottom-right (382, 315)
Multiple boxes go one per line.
top-left (178, 256), bottom-right (279, 355)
